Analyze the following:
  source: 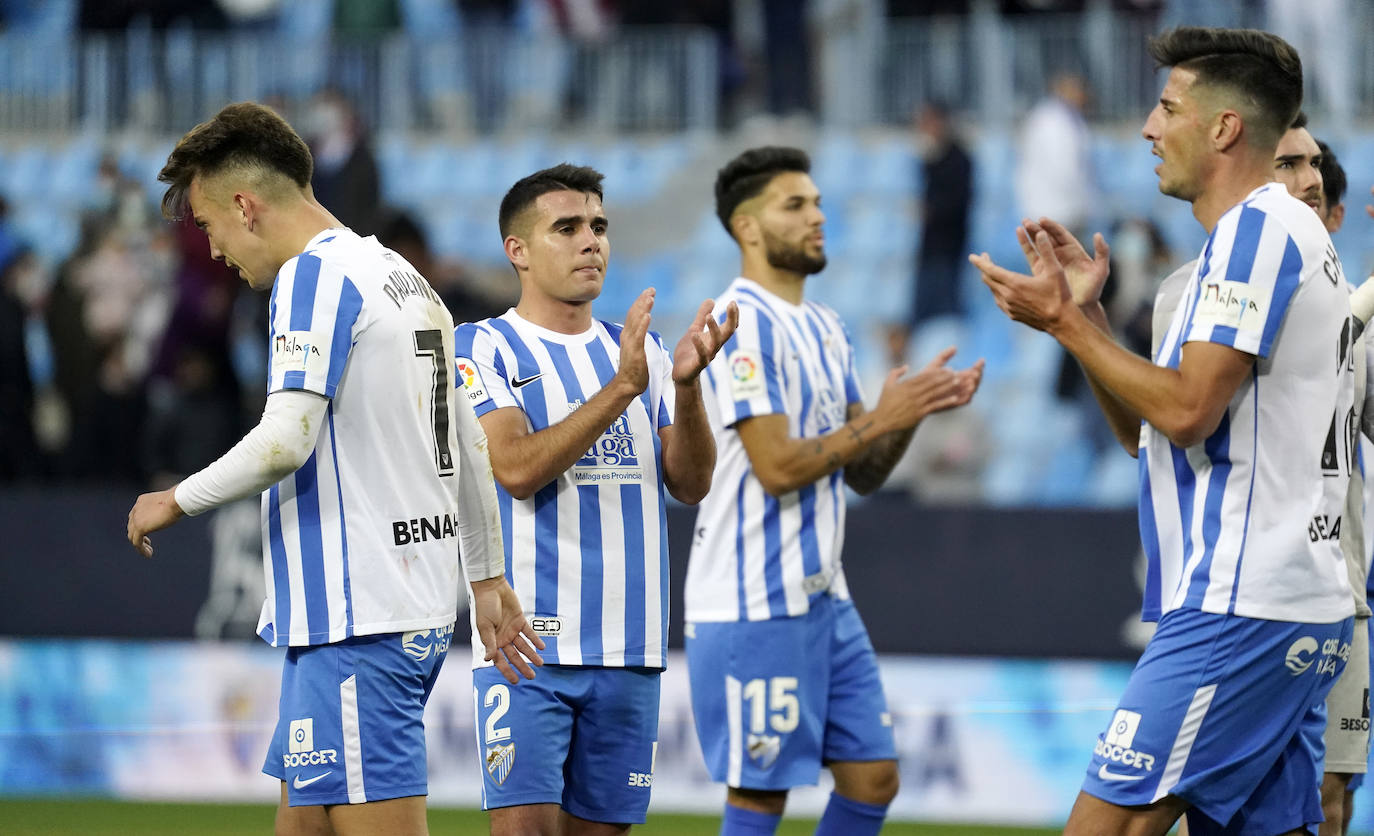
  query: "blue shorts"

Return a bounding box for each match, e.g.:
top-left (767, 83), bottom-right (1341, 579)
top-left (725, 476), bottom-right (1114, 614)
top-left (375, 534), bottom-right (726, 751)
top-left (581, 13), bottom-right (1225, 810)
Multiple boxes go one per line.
top-left (685, 595), bottom-right (896, 791)
top-left (263, 624), bottom-right (453, 806)
top-left (472, 664), bottom-right (660, 824)
top-left (1082, 608), bottom-right (1351, 834)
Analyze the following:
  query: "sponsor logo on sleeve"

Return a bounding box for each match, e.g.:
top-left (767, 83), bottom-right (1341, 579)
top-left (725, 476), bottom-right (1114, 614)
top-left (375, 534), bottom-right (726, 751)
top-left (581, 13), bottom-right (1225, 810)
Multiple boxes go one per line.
top-left (272, 331), bottom-right (328, 378)
top-left (455, 357), bottom-right (487, 402)
top-left (1194, 280), bottom-right (1266, 333)
top-left (729, 349), bottom-right (766, 400)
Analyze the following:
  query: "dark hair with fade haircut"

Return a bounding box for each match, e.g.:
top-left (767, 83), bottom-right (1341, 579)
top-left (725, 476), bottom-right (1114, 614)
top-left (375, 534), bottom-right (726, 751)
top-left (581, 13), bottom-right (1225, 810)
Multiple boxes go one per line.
top-left (499, 163), bottom-right (605, 239)
top-left (714, 146), bottom-right (811, 236)
top-left (1316, 140), bottom-right (1347, 207)
top-left (1147, 27), bottom-right (1302, 151)
top-left (158, 101), bottom-right (313, 221)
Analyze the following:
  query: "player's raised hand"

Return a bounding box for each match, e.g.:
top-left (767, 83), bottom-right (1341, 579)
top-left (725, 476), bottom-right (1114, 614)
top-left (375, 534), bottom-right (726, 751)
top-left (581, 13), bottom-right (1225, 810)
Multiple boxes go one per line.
top-left (1022, 218), bottom-right (1110, 307)
top-left (970, 229), bottom-right (1074, 333)
top-left (874, 347), bottom-right (984, 431)
top-left (471, 576), bottom-right (545, 685)
top-left (126, 487), bottom-right (185, 558)
top-left (672, 300), bottom-right (739, 384)
top-left (615, 288), bottom-right (654, 396)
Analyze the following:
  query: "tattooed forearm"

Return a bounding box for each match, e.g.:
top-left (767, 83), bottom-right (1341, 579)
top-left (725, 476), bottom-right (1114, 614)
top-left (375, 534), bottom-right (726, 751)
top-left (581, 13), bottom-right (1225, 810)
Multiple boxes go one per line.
top-left (844, 426), bottom-right (917, 495)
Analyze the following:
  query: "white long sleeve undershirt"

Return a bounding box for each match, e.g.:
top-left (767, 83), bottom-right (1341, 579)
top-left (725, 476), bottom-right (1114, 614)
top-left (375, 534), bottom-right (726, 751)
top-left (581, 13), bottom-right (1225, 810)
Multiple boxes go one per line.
top-left (174, 389), bottom-right (324, 516)
top-left (172, 387), bottom-right (506, 583)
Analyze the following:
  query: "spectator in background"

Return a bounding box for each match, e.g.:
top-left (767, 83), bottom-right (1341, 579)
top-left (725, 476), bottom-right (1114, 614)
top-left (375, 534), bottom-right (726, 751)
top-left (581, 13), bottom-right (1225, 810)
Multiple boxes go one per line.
top-left (761, 0), bottom-right (813, 119)
top-left (375, 209), bottom-right (513, 326)
top-left (48, 160), bottom-right (175, 482)
top-left (0, 242), bottom-right (39, 482)
top-left (1267, 0), bottom-right (1354, 133)
top-left (1015, 72), bottom-right (1094, 236)
top-left (1315, 139), bottom-right (1346, 232)
top-left (888, 101), bottom-right (973, 366)
top-left (142, 217), bottom-right (246, 488)
top-left (810, 0), bottom-right (882, 126)
top-left (303, 89), bottom-right (380, 234)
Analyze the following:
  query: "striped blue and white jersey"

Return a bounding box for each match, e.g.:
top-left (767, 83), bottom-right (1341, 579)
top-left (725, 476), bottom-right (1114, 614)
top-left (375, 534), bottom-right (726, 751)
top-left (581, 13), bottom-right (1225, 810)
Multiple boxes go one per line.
top-left (257, 228), bottom-right (475, 647)
top-left (1141, 183), bottom-right (1355, 624)
top-left (454, 310), bottom-right (675, 668)
top-left (685, 277), bottom-right (863, 623)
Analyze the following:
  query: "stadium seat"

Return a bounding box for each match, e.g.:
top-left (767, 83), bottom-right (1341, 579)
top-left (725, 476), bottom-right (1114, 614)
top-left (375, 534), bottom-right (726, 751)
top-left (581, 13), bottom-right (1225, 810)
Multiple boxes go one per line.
top-left (858, 136), bottom-right (916, 199)
top-left (48, 136), bottom-right (100, 209)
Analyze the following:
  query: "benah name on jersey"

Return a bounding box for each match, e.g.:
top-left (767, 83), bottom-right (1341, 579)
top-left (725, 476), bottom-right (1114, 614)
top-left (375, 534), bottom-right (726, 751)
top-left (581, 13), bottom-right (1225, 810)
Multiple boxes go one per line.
top-left (393, 513), bottom-right (461, 546)
top-left (382, 269), bottom-right (440, 311)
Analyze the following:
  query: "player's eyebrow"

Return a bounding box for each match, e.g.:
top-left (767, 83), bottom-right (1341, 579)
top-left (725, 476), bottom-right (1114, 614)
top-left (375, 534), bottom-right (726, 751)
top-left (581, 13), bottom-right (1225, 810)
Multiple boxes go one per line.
top-left (549, 214), bottom-right (609, 231)
top-left (1274, 153), bottom-right (1309, 165)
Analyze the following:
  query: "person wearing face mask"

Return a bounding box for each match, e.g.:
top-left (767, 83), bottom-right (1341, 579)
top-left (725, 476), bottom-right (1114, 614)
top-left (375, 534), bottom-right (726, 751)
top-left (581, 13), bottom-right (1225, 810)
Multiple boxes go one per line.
top-left (304, 90), bottom-right (380, 236)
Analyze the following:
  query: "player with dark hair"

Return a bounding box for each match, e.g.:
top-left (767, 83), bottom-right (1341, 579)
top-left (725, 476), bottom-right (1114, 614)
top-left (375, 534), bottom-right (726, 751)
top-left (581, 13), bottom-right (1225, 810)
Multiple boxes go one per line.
top-left (686, 145), bottom-right (982, 836)
top-left (127, 102), bottom-right (544, 836)
top-left (454, 163), bottom-right (738, 835)
top-left (1316, 140), bottom-right (1348, 233)
top-left (972, 28), bottom-right (1355, 835)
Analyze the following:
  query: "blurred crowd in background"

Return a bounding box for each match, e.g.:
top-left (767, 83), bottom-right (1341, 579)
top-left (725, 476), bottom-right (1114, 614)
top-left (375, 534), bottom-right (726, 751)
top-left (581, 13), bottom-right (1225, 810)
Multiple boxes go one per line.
top-left (0, 0), bottom-right (1369, 507)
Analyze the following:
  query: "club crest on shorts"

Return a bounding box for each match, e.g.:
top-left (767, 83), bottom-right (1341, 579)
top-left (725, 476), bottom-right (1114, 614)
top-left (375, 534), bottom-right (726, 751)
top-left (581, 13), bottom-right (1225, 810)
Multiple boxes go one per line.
top-left (746, 733), bottom-right (780, 770)
top-left (485, 742), bottom-right (515, 784)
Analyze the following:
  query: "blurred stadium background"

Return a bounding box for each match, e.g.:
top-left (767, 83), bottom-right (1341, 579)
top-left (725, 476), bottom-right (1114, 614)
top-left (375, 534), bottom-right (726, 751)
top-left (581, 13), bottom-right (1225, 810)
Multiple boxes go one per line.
top-left (2, 0), bottom-right (1374, 832)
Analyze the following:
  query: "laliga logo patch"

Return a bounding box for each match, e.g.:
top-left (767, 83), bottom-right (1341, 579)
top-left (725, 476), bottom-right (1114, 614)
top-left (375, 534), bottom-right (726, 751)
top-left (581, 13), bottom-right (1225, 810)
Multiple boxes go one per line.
top-left (1286, 636), bottom-right (1319, 675)
top-left (731, 353), bottom-right (756, 382)
top-left (455, 357), bottom-right (487, 402)
top-left (402, 629), bottom-right (432, 660)
top-left (729, 350), bottom-right (765, 399)
top-left (486, 742), bottom-right (515, 785)
top-left (746, 733), bottom-right (780, 770)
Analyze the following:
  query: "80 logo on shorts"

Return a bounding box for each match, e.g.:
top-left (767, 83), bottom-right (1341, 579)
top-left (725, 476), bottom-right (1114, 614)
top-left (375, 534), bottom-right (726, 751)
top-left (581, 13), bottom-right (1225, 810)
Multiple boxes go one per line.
top-left (282, 718), bottom-right (339, 768)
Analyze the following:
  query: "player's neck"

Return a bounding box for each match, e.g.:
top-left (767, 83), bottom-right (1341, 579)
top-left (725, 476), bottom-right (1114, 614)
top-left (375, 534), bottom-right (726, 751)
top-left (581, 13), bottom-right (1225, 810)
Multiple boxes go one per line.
top-left (740, 256), bottom-right (805, 305)
top-left (514, 294), bottom-right (594, 335)
top-left (1191, 154), bottom-right (1273, 234)
top-left (274, 197), bottom-right (346, 266)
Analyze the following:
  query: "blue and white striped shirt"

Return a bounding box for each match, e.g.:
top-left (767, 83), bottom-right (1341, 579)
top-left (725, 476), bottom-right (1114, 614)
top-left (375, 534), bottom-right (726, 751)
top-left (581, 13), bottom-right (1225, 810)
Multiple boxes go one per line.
top-left (1140, 183), bottom-right (1354, 624)
top-left (454, 309), bottom-right (674, 668)
top-left (258, 228), bottom-right (478, 646)
top-left (685, 277), bottom-right (863, 623)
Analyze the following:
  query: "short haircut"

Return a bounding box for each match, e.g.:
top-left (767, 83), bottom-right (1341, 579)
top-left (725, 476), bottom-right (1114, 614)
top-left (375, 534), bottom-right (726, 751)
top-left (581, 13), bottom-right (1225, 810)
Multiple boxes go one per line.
top-left (1290, 110), bottom-right (1308, 130)
top-left (159, 101), bottom-right (313, 220)
top-left (1147, 27), bottom-right (1302, 151)
top-left (1316, 140), bottom-right (1347, 207)
top-left (714, 146), bottom-right (811, 236)
top-left (499, 164), bottom-right (604, 239)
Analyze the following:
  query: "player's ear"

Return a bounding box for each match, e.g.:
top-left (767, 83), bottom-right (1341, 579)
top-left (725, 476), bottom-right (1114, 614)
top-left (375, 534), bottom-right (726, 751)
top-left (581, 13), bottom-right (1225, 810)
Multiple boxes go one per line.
top-left (1327, 202), bottom-right (1345, 233)
top-left (232, 191), bottom-right (256, 231)
top-left (504, 235), bottom-right (528, 271)
top-left (731, 213), bottom-right (758, 247)
top-left (1212, 109), bottom-right (1243, 153)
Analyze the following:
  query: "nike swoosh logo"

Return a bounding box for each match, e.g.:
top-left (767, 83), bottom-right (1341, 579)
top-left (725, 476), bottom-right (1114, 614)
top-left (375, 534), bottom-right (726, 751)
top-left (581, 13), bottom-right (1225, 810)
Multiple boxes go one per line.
top-left (511, 373), bottom-right (543, 388)
top-left (1097, 763), bottom-right (1146, 782)
top-left (293, 771), bottom-right (332, 789)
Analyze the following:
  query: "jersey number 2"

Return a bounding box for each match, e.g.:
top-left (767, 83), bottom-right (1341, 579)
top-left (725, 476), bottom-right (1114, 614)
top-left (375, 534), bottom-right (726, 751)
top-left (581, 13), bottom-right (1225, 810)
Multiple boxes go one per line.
top-left (414, 329), bottom-right (455, 476)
